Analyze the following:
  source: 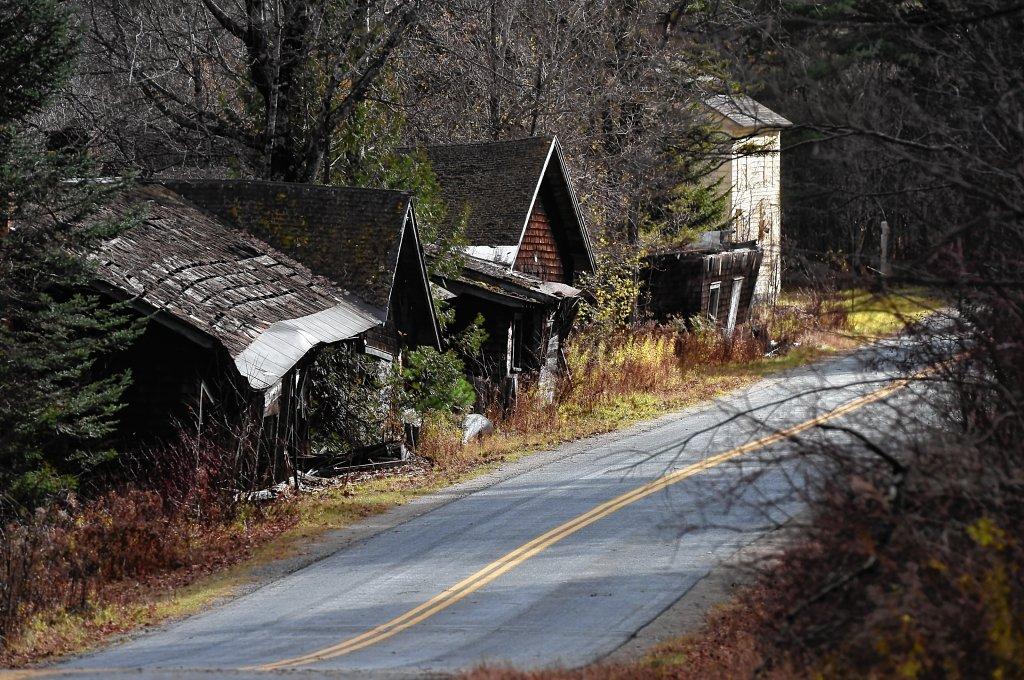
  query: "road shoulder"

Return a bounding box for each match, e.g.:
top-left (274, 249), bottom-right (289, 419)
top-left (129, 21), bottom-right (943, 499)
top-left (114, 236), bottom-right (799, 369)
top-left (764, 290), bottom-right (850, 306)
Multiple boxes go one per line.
top-left (56, 352), bottom-right (855, 666)
top-left (600, 521), bottom-right (802, 666)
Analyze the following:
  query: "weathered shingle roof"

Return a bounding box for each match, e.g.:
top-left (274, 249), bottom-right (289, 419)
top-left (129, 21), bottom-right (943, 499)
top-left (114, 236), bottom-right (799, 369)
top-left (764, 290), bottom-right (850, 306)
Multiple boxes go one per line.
top-left (704, 94), bottom-right (792, 129)
top-left (415, 137), bottom-right (555, 246)
top-left (160, 179), bottom-right (414, 309)
top-left (91, 185), bottom-right (381, 390)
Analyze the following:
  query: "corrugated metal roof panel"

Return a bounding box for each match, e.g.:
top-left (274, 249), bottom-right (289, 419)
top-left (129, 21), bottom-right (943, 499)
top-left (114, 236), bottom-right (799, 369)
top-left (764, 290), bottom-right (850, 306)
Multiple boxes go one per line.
top-left (235, 303), bottom-right (379, 391)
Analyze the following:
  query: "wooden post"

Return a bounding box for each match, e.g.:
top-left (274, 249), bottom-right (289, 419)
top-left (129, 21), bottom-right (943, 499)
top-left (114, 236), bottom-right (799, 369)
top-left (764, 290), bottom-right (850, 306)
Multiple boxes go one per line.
top-left (880, 220), bottom-right (892, 277)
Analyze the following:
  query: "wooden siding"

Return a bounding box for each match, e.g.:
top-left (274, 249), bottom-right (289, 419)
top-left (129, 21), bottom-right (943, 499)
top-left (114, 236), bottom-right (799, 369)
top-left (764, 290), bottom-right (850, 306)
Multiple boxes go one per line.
top-left (514, 198), bottom-right (566, 283)
top-left (364, 218), bottom-right (439, 358)
top-left (110, 316), bottom-right (256, 448)
top-left (446, 294), bottom-right (543, 380)
top-left (363, 319), bottom-right (400, 358)
top-left (640, 248), bottom-right (763, 328)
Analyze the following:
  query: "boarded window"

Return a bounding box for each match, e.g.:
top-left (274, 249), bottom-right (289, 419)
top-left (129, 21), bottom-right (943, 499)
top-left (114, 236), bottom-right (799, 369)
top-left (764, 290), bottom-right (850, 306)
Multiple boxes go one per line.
top-left (708, 282), bottom-right (722, 323)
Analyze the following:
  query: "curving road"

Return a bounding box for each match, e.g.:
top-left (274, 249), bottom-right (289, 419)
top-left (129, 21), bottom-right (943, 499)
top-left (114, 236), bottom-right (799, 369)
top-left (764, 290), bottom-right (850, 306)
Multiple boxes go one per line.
top-left (19, 342), bottom-right (933, 678)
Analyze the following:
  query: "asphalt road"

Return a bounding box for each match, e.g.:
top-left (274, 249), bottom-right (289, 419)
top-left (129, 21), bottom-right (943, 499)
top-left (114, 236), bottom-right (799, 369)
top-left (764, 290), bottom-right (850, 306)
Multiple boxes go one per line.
top-left (29, 341), bottom-right (934, 678)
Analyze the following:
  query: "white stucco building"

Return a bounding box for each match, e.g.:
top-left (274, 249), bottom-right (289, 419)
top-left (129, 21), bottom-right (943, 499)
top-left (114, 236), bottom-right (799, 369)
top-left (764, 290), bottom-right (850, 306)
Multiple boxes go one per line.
top-left (704, 94), bottom-right (791, 302)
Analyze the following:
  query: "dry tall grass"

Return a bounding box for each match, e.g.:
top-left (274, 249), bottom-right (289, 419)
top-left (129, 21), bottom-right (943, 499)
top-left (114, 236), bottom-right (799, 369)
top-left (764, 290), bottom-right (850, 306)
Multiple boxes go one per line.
top-left (416, 323), bottom-right (771, 479)
top-left (0, 434), bottom-right (297, 666)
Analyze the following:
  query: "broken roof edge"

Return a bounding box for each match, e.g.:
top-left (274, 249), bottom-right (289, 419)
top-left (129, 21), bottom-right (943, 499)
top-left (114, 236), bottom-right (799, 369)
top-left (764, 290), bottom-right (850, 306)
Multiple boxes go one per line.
top-left (235, 301), bottom-right (382, 392)
top-left (94, 182), bottom-right (391, 393)
top-left (96, 265), bottom-right (384, 384)
top-left (434, 275), bottom-right (536, 307)
top-left (645, 239), bottom-right (761, 258)
top-left (425, 246), bottom-right (566, 304)
top-left (457, 252), bottom-right (582, 303)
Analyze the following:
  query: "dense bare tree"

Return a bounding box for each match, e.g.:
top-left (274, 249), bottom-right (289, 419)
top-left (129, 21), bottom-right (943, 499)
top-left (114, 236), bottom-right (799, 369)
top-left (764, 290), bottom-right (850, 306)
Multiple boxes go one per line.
top-left (77, 0), bottom-right (424, 181)
top-left (68, 0), bottom-right (761, 242)
top-left (647, 1), bottom-right (1024, 673)
top-left (400, 0), bottom-right (739, 241)
top-left (690, 0), bottom-right (1024, 278)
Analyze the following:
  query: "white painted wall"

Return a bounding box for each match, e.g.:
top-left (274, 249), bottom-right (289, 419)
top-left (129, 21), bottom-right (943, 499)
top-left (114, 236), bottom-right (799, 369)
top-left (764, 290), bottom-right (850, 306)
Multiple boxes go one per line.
top-left (730, 129), bottom-right (782, 301)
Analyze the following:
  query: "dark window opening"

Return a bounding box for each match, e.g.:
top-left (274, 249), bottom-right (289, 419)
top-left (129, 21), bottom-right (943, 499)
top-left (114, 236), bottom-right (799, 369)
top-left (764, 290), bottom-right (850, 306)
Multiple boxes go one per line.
top-left (510, 313), bottom-right (524, 372)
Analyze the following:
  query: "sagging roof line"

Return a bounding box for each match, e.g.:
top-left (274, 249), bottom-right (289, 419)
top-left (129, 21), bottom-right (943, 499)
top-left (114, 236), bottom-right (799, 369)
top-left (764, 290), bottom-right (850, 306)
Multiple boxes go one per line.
top-left (455, 252), bottom-right (583, 304)
top-left (90, 184), bottom-right (385, 392)
top-left (160, 178), bottom-right (415, 311)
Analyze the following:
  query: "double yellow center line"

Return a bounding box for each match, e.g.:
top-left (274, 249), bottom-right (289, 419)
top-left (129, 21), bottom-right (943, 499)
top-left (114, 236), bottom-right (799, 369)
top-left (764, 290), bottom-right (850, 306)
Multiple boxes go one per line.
top-left (255, 367), bottom-right (929, 671)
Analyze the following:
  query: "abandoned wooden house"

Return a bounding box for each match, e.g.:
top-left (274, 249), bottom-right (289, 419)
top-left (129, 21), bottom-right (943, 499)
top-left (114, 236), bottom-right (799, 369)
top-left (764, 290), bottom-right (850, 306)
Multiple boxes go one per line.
top-left (91, 182), bottom-right (439, 477)
top-left (703, 94), bottom-right (791, 303)
top-left (429, 246), bottom-right (583, 399)
top-left (413, 136), bottom-right (595, 396)
top-left (640, 240), bottom-right (763, 335)
top-left (161, 179), bottom-right (441, 359)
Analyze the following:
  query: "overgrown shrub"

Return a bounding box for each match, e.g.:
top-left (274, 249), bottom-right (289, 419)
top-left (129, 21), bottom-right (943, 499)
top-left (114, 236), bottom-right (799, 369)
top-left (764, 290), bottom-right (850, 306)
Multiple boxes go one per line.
top-left (0, 433), bottom-right (296, 657)
top-left (119, 429), bottom-right (245, 524)
top-left (565, 327), bottom-right (681, 399)
top-left (308, 344), bottom-right (405, 458)
top-left (565, 324), bottom-right (765, 405)
top-left (0, 512), bottom-right (51, 645)
top-left (403, 347), bottom-right (476, 415)
top-left (415, 412), bottom-right (465, 469)
top-left (655, 428), bottom-right (1024, 679)
top-left (0, 490), bottom-right (185, 643)
top-left (672, 317), bottom-right (766, 366)
top-left (750, 286), bottom-right (852, 352)
top-left (577, 239), bottom-right (643, 329)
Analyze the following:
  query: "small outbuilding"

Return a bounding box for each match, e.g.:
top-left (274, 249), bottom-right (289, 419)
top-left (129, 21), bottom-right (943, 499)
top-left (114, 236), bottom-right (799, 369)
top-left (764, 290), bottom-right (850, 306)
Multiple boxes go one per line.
top-left (703, 94), bottom-right (791, 302)
top-left (640, 240), bottom-right (763, 335)
top-left (92, 181), bottom-right (439, 479)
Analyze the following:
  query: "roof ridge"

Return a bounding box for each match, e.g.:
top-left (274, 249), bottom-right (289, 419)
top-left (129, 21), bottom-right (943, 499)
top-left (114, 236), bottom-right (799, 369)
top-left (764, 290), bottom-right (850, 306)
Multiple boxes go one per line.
top-left (130, 184), bottom-right (367, 303)
top-left (404, 135), bottom-right (554, 151)
top-left (153, 178), bottom-right (413, 199)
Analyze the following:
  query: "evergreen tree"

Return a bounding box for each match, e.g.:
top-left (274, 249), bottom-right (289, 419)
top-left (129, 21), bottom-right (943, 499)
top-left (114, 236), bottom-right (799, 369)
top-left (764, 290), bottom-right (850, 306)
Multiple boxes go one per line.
top-left (641, 120), bottom-right (731, 248)
top-left (0, 0), bottom-right (136, 514)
